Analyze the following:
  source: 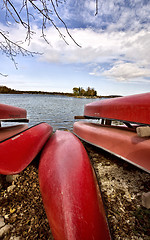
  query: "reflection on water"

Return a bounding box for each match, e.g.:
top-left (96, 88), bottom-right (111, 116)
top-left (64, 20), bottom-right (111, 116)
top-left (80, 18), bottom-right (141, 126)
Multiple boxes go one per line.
top-left (0, 94), bottom-right (99, 131)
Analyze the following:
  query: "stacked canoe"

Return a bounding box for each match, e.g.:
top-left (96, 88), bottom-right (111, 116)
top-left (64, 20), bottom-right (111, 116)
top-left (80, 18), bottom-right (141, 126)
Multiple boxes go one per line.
top-left (0, 103), bottom-right (28, 123)
top-left (73, 92), bottom-right (150, 173)
top-left (0, 103), bottom-right (53, 174)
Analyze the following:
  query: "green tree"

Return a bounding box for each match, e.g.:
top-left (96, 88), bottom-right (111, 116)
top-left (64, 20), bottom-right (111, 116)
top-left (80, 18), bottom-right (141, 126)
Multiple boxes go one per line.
top-left (73, 87), bottom-right (79, 96)
top-left (80, 88), bottom-right (86, 96)
top-left (84, 87), bottom-right (97, 96)
top-left (73, 87), bottom-right (97, 97)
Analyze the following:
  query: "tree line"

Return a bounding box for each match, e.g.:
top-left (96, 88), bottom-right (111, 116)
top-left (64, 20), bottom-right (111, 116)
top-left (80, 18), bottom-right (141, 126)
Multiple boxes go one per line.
top-left (0, 86), bottom-right (97, 97)
top-left (0, 85), bottom-right (121, 98)
top-left (73, 87), bottom-right (97, 97)
top-left (0, 86), bottom-right (72, 96)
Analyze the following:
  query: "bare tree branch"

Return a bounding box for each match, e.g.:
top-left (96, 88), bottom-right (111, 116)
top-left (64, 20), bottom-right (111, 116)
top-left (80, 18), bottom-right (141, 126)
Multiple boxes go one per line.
top-left (0, 0), bottom-right (74, 75)
top-left (0, 30), bottom-right (39, 70)
top-left (3, 0), bottom-right (28, 27)
top-left (2, 0), bottom-right (82, 46)
top-left (95, 0), bottom-right (98, 15)
top-left (50, 0), bottom-right (81, 47)
top-left (0, 0), bottom-right (99, 75)
top-left (0, 72), bottom-right (8, 77)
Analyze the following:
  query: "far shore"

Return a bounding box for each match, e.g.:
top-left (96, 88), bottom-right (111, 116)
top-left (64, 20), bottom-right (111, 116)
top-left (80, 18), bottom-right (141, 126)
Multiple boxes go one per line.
top-left (0, 86), bottom-right (122, 99)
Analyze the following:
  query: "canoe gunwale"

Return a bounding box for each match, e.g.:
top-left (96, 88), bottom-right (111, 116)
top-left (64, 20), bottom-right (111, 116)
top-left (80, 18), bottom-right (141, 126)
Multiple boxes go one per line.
top-left (0, 118), bottom-right (29, 122)
top-left (73, 122), bottom-right (150, 174)
top-left (75, 122), bottom-right (138, 133)
top-left (73, 131), bottom-right (150, 174)
top-left (74, 115), bottom-right (150, 127)
top-left (84, 115), bottom-right (150, 127)
top-left (0, 122), bottom-right (49, 143)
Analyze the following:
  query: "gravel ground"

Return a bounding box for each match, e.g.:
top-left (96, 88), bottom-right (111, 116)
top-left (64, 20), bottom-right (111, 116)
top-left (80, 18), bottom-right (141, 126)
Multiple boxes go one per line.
top-left (0, 142), bottom-right (150, 240)
top-left (85, 143), bottom-right (150, 240)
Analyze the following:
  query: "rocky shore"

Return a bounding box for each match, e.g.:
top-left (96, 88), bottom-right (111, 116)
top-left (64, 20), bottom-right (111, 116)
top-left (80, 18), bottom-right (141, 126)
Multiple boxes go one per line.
top-left (0, 142), bottom-right (150, 240)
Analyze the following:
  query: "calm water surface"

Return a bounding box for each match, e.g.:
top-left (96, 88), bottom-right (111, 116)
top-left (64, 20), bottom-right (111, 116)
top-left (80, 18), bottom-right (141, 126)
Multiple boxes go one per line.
top-left (0, 94), bottom-right (99, 131)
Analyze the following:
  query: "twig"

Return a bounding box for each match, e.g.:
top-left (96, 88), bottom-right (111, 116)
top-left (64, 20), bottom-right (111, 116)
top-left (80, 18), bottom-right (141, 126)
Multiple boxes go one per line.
top-left (0, 72), bottom-right (8, 77)
top-left (95, 0), bottom-right (98, 15)
top-left (0, 30), bottom-right (39, 69)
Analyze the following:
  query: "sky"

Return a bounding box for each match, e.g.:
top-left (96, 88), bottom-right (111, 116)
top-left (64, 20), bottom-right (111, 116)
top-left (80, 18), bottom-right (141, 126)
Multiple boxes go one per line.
top-left (0, 0), bottom-right (150, 96)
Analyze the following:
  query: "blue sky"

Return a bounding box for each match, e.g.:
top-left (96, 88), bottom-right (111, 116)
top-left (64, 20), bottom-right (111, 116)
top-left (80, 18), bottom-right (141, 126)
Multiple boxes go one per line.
top-left (0, 0), bottom-right (150, 96)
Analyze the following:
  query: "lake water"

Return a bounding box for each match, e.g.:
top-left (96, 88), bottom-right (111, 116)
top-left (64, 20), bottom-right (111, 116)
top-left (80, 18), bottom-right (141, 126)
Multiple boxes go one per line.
top-left (0, 94), bottom-right (99, 131)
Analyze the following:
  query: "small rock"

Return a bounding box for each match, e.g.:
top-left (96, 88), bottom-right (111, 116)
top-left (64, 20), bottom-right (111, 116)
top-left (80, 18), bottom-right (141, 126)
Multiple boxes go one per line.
top-left (142, 192), bottom-right (150, 209)
top-left (0, 216), bottom-right (5, 228)
top-left (6, 175), bottom-right (19, 183)
top-left (92, 153), bottom-right (99, 157)
top-left (10, 236), bottom-right (20, 240)
top-left (4, 215), bottom-right (9, 220)
top-left (7, 185), bottom-right (16, 192)
top-left (0, 224), bottom-right (12, 237)
top-left (105, 161), bottom-right (110, 166)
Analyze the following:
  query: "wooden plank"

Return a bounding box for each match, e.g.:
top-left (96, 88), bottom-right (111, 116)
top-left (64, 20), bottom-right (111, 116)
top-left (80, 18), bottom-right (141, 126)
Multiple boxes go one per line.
top-left (0, 118), bottom-right (29, 123)
top-left (136, 126), bottom-right (150, 137)
top-left (74, 116), bottom-right (86, 119)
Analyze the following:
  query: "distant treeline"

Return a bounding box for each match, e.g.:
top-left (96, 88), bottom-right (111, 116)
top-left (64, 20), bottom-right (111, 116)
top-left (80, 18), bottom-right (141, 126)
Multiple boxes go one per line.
top-left (73, 87), bottom-right (97, 97)
top-left (0, 86), bottom-right (122, 98)
top-left (0, 86), bottom-right (20, 94)
top-left (73, 87), bottom-right (122, 98)
top-left (0, 86), bottom-right (73, 96)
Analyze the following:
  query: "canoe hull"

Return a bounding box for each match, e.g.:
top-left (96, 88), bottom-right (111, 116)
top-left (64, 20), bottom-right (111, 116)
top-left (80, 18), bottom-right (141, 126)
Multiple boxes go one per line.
top-left (73, 122), bottom-right (150, 173)
top-left (84, 93), bottom-right (150, 125)
top-left (0, 103), bottom-right (27, 121)
top-left (39, 130), bottom-right (111, 240)
top-left (0, 123), bottom-right (53, 175)
top-left (0, 124), bottom-right (28, 142)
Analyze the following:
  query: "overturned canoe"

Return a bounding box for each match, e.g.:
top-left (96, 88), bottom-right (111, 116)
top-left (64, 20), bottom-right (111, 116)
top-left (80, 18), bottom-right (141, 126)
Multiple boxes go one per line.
top-left (84, 92), bottom-right (150, 125)
top-left (73, 121), bottom-right (150, 173)
top-left (0, 122), bottom-right (53, 175)
top-left (0, 103), bottom-right (28, 122)
top-left (39, 130), bottom-right (111, 240)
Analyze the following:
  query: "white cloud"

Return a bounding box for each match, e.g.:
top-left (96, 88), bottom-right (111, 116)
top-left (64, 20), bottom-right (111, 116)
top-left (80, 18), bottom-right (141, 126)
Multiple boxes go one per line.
top-left (0, 17), bottom-right (150, 83)
top-left (103, 62), bottom-right (150, 81)
top-left (84, 1), bottom-right (96, 12)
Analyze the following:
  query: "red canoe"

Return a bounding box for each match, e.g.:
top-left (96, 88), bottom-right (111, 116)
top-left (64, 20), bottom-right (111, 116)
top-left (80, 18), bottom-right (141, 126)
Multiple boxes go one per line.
top-left (84, 92), bottom-right (150, 125)
top-left (73, 122), bottom-right (150, 173)
top-left (0, 103), bottom-right (28, 122)
top-left (0, 124), bottom-right (28, 142)
top-left (39, 130), bottom-right (111, 240)
top-left (0, 123), bottom-right (53, 175)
